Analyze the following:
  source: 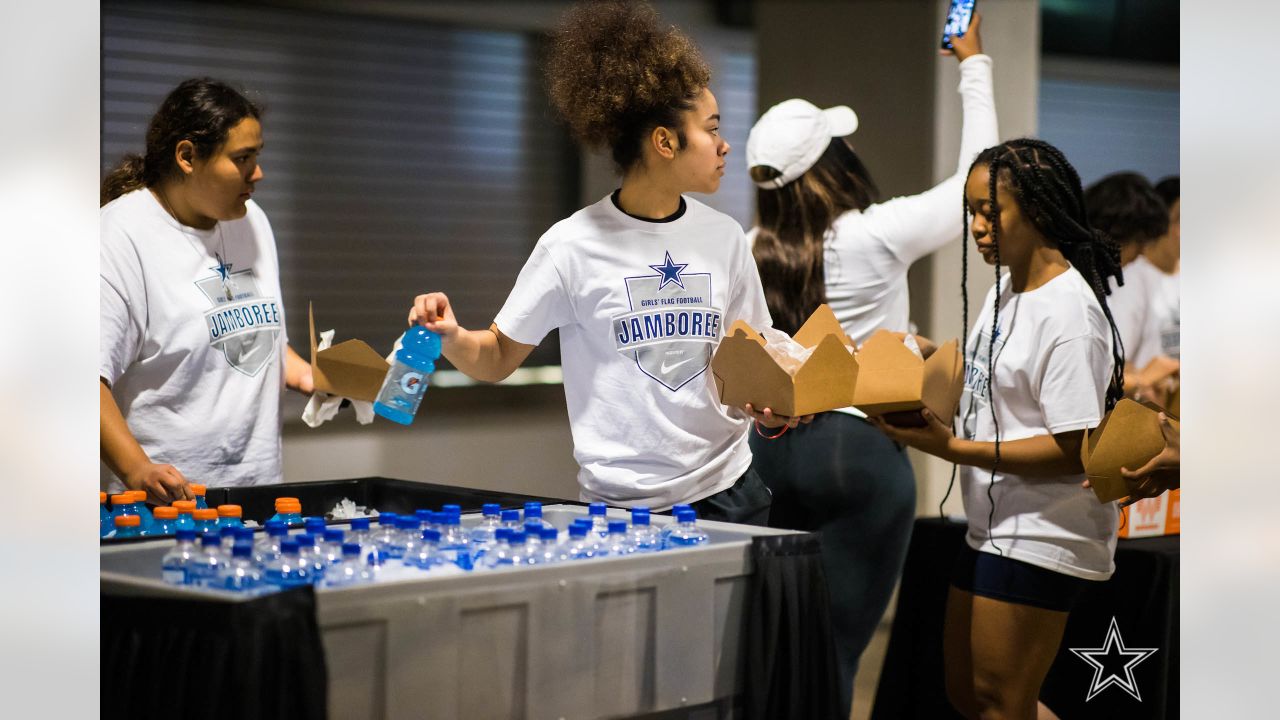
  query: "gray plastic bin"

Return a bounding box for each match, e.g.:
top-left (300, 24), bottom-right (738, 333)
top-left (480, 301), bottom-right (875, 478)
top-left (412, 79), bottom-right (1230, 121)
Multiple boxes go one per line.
top-left (101, 504), bottom-right (798, 719)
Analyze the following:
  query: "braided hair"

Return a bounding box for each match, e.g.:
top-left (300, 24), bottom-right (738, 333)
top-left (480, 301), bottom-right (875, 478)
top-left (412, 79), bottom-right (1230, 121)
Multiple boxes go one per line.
top-left (952, 138), bottom-right (1128, 547)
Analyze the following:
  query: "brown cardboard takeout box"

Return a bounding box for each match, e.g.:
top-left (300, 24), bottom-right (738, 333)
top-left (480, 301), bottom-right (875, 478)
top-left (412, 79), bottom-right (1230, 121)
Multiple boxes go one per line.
top-left (711, 304), bottom-right (858, 417)
top-left (308, 302), bottom-right (391, 403)
top-left (849, 329), bottom-right (964, 426)
top-left (1081, 398), bottom-right (1180, 504)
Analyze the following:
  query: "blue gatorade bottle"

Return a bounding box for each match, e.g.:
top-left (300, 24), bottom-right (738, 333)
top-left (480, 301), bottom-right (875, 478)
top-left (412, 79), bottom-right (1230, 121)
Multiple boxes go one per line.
top-left (373, 326), bottom-right (442, 425)
top-left (100, 492), bottom-right (111, 537)
top-left (191, 483), bottom-right (209, 511)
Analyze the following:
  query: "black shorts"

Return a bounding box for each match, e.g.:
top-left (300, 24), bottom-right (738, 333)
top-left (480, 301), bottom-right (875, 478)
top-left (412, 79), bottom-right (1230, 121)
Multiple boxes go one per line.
top-left (949, 543), bottom-right (1092, 612)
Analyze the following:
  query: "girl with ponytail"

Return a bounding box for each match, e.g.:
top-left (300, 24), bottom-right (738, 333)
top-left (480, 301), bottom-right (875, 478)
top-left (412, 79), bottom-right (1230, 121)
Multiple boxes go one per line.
top-left (101, 78), bottom-right (313, 503)
top-left (874, 138), bottom-right (1125, 720)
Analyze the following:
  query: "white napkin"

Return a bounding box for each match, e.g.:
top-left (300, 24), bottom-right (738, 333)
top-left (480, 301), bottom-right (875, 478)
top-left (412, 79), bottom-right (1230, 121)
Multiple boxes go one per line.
top-left (302, 329), bottom-right (376, 427)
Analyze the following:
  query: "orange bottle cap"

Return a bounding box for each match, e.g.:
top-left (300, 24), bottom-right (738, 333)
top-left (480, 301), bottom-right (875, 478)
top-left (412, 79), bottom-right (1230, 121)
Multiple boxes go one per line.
top-left (172, 500), bottom-right (196, 513)
top-left (110, 494), bottom-right (132, 505)
top-left (274, 497), bottom-right (300, 508)
top-left (100, 492), bottom-right (107, 504)
top-left (114, 515), bottom-right (141, 527)
top-left (193, 509), bottom-right (218, 521)
top-left (190, 483), bottom-right (207, 495)
top-left (217, 504), bottom-right (242, 518)
top-left (152, 506), bottom-right (178, 520)
top-left (129, 490), bottom-right (147, 502)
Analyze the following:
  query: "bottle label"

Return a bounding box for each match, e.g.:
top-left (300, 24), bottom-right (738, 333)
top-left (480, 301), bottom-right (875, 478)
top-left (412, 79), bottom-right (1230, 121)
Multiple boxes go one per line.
top-left (376, 362), bottom-right (430, 414)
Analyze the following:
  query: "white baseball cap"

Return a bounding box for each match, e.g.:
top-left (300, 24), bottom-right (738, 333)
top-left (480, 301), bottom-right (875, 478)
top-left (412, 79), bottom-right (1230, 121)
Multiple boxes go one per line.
top-left (745, 99), bottom-right (859, 189)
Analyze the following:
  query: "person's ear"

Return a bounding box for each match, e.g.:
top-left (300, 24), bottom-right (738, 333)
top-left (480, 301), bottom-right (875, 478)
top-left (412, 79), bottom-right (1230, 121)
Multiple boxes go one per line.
top-left (174, 140), bottom-right (196, 176)
top-left (650, 126), bottom-right (679, 161)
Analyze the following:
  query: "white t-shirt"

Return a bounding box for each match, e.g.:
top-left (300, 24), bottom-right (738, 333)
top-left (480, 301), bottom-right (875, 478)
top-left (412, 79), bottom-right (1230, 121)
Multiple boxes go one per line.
top-left (1107, 255), bottom-right (1164, 369)
top-left (494, 194), bottom-right (772, 509)
top-left (1152, 267), bottom-right (1179, 359)
top-left (100, 189), bottom-right (286, 492)
top-left (957, 266), bottom-right (1119, 580)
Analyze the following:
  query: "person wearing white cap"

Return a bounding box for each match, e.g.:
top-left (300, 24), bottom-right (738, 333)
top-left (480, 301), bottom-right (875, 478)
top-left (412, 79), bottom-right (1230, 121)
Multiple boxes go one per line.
top-left (743, 13), bottom-right (996, 714)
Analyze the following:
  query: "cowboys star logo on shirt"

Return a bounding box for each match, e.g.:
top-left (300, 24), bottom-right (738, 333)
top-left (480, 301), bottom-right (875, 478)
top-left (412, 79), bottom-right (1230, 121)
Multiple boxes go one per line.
top-left (194, 260), bottom-right (282, 377)
top-left (611, 252), bottom-right (724, 391)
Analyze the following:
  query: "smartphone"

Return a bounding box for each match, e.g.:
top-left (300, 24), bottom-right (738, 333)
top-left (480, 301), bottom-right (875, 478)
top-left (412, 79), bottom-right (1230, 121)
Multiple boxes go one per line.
top-left (940, 0), bottom-right (977, 51)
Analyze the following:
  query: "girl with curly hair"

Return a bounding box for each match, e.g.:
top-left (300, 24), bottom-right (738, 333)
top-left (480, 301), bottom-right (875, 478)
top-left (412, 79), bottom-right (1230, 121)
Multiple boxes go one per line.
top-left (405, 1), bottom-right (791, 523)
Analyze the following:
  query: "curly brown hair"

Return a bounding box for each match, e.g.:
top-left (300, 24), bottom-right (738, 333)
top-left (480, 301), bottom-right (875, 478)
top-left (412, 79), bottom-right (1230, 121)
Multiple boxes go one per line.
top-left (545, 0), bottom-right (711, 172)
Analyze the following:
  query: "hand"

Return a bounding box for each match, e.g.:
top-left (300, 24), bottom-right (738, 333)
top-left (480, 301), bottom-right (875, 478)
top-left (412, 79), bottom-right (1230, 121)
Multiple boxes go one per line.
top-left (1081, 413), bottom-right (1179, 505)
top-left (1134, 355), bottom-right (1180, 400)
top-left (885, 331), bottom-right (939, 359)
top-left (942, 10), bottom-right (983, 62)
top-left (409, 292), bottom-right (461, 339)
top-left (869, 408), bottom-right (955, 458)
top-left (295, 367), bottom-right (315, 395)
top-left (124, 462), bottom-right (192, 504)
top-left (742, 403), bottom-right (813, 429)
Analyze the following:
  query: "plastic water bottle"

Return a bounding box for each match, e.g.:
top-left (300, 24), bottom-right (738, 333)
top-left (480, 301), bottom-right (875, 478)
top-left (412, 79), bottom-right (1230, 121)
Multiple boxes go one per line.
top-left (112, 514), bottom-right (143, 539)
top-left (628, 508), bottom-right (662, 553)
top-left (414, 509), bottom-right (436, 534)
top-left (218, 525), bottom-right (239, 551)
top-left (100, 492), bottom-right (111, 537)
top-left (603, 521), bottom-right (634, 556)
top-left (484, 528), bottom-right (516, 569)
top-left (215, 505), bottom-right (243, 531)
top-left (255, 520), bottom-right (288, 565)
top-left (128, 491), bottom-right (155, 533)
top-left (505, 530), bottom-right (530, 566)
top-left (663, 508), bottom-right (710, 549)
top-left (161, 529), bottom-right (201, 585)
top-left (372, 512), bottom-right (400, 554)
top-left (588, 502), bottom-right (610, 537)
top-left (536, 527), bottom-right (560, 564)
top-left (373, 326), bottom-right (442, 425)
top-left (405, 528), bottom-right (442, 569)
top-left (523, 502), bottom-right (552, 532)
top-left (347, 517), bottom-right (374, 560)
top-left (190, 535), bottom-right (228, 587)
top-left (192, 508), bottom-right (219, 535)
top-left (264, 540), bottom-right (312, 589)
top-left (109, 493), bottom-right (138, 524)
top-left (150, 506), bottom-right (179, 536)
top-left (219, 542), bottom-right (263, 593)
top-left (323, 543), bottom-right (365, 588)
top-left (172, 501), bottom-right (197, 531)
top-left (224, 527), bottom-right (254, 553)
top-left (523, 521), bottom-right (545, 554)
top-left (563, 523), bottom-right (597, 560)
top-left (191, 483), bottom-right (208, 510)
top-left (295, 534), bottom-right (327, 582)
top-left (469, 504), bottom-right (502, 563)
top-left (393, 517), bottom-right (421, 559)
top-left (499, 509), bottom-right (522, 532)
top-left (320, 529), bottom-right (346, 565)
top-left (438, 513), bottom-right (473, 570)
top-left (302, 516), bottom-right (327, 537)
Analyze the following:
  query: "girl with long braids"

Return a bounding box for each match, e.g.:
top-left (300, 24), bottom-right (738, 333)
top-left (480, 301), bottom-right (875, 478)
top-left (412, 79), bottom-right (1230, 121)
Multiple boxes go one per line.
top-left (741, 14), bottom-right (995, 714)
top-left (101, 78), bottom-right (314, 503)
top-left (406, 1), bottom-right (792, 522)
top-left (874, 138), bottom-right (1126, 720)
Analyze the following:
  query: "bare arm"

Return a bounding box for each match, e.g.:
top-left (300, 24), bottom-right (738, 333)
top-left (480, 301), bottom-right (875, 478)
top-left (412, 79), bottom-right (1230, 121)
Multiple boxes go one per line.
top-left (870, 408), bottom-right (1085, 477)
top-left (283, 344), bottom-right (315, 394)
top-left (408, 293), bottom-right (535, 383)
top-left (100, 378), bottom-right (193, 503)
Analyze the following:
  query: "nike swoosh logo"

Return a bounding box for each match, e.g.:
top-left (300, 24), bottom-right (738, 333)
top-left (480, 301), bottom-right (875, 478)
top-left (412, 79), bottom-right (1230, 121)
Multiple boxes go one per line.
top-left (660, 356), bottom-right (699, 374)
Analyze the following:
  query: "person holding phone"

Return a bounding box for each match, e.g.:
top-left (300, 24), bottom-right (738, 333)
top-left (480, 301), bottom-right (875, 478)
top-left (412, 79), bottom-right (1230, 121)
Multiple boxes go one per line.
top-left (874, 138), bottom-right (1126, 720)
top-left (100, 78), bottom-right (314, 503)
top-left (742, 13), bottom-right (995, 713)
top-left (405, 1), bottom-right (802, 524)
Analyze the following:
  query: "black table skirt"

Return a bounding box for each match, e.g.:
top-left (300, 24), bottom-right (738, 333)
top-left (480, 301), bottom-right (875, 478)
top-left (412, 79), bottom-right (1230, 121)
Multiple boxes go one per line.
top-left (871, 518), bottom-right (1179, 719)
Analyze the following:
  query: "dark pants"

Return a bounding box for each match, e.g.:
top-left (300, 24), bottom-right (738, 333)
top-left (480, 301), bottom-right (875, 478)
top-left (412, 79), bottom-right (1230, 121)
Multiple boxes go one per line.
top-left (749, 412), bottom-right (916, 717)
top-left (688, 466), bottom-right (772, 527)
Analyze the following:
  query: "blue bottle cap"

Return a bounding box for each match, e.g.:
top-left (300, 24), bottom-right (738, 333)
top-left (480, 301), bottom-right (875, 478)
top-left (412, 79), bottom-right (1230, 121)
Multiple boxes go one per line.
top-left (397, 517), bottom-right (420, 531)
top-left (324, 529), bottom-right (345, 543)
top-left (523, 501), bottom-right (543, 518)
top-left (524, 520), bottom-right (543, 534)
top-left (444, 513), bottom-right (460, 526)
top-left (235, 528), bottom-right (256, 542)
top-left (201, 535), bottom-right (221, 547)
top-left (297, 533), bottom-right (317, 546)
top-left (676, 508), bottom-right (696, 523)
top-left (422, 528), bottom-right (442, 542)
top-left (350, 517), bottom-right (371, 531)
top-left (378, 513), bottom-right (399, 525)
top-left (482, 503), bottom-right (500, 516)
top-left (608, 521), bottom-right (627, 534)
top-left (414, 509), bottom-right (433, 523)
top-left (231, 542), bottom-right (253, 558)
top-left (265, 518), bottom-right (286, 531)
top-left (589, 502), bottom-right (606, 515)
top-left (672, 504), bottom-right (692, 513)
top-left (304, 516), bottom-right (326, 530)
top-left (176, 529), bottom-right (197, 542)
top-left (509, 531), bottom-right (526, 545)
top-left (500, 509), bottom-right (520, 522)
top-left (442, 504), bottom-right (462, 514)
top-left (541, 527), bottom-right (559, 541)
top-left (266, 522), bottom-right (287, 537)
top-left (342, 542), bottom-right (361, 557)
top-left (495, 527), bottom-right (513, 541)
top-left (569, 524), bottom-right (588, 538)
top-left (280, 539), bottom-right (300, 554)
top-left (631, 508), bottom-right (650, 525)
